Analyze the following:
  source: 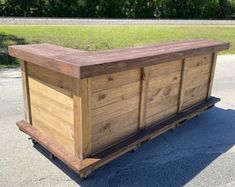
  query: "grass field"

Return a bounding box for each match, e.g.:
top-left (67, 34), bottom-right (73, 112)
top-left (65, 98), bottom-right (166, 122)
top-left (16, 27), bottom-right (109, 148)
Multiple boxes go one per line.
top-left (0, 25), bottom-right (234, 67)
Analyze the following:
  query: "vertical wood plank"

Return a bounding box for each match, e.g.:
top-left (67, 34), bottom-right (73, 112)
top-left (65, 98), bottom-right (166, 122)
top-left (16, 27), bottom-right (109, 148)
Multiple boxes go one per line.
top-left (178, 59), bottom-right (189, 112)
top-left (73, 78), bottom-right (92, 159)
top-left (207, 53), bottom-right (217, 99)
top-left (73, 78), bottom-right (81, 158)
top-left (80, 78), bottom-right (92, 158)
top-left (20, 61), bottom-right (32, 124)
top-left (138, 67), bottom-right (150, 130)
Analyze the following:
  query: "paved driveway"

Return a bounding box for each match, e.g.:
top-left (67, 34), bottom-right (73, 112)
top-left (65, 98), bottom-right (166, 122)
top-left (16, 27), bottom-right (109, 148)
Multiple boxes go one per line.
top-left (0, 55), bottom-right (235, 187)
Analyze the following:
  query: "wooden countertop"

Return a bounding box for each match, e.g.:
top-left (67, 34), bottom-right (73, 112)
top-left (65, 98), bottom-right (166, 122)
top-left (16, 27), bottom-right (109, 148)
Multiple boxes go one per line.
top-left (9, 39), bottom-right (229, 79)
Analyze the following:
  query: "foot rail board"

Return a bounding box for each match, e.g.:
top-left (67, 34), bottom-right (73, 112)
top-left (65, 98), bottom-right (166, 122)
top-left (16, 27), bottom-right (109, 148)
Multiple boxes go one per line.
top-left (16, 120), bottom-right (83, 173)
top-left (17, 96), bottom-right (220, 178)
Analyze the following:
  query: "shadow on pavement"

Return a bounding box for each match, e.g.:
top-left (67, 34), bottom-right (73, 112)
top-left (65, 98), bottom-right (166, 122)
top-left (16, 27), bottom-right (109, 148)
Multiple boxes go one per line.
top-left (33, 106), bottom-right (235, 187)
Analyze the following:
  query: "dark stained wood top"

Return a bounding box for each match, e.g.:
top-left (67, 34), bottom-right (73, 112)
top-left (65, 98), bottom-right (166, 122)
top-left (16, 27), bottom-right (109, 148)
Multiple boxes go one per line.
top-left (9, 40), bottom-right (229, 79)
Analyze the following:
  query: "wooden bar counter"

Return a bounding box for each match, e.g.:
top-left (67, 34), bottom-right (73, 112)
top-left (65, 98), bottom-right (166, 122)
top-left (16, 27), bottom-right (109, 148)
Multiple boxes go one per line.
top-left (9, 39), bottom-right (229, 178)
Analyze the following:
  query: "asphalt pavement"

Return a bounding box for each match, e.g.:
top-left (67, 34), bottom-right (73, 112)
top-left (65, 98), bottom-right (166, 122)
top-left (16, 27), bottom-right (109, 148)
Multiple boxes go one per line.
top-left (0, 55), bottom-right (235, 187)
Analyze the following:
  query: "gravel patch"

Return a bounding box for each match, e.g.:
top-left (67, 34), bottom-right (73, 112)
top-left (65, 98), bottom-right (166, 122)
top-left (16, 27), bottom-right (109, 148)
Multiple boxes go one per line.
top-left (1, 18), bottom-right (235, 25)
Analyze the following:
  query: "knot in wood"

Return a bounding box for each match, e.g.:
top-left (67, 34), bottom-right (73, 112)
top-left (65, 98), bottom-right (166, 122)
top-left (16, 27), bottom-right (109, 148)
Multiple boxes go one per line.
top-left (102, 123), bottom-right (111, 132)
top-left (98, 94), bottom-right (106, 101)
top-left (107, 76), bottom-right (113, 81)
top-left (58, 80), bottom-right (64, 89)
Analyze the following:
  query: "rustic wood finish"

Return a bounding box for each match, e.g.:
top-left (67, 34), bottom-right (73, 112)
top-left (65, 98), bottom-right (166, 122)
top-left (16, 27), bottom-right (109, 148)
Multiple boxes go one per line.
top-left (139, 67), bottom-right (150, 130)
top-left (28, 74), bottom-right (75, 154)
top-left (207, 53), bottom-right (218, 98)
top-left (9, 40), bottom-right (229, 78)
top-left (10, 40), bottom-right (229, 178)
top-left (178, 59), bottom-right (188, 112)
top-left (16, 96), bottom-right (220, 178)
top-left (20, 61), bottom-right (32, 123)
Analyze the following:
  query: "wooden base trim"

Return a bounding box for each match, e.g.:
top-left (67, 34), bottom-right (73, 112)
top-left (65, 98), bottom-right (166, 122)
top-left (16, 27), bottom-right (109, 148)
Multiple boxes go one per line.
top-left (16, 120), bottom-right (82, 173)
top-left (16, 96), bottom-right (220, 178)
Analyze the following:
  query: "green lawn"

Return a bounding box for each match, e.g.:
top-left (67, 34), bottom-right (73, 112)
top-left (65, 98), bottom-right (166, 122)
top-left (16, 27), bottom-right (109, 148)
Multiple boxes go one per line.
top-left (0, 25), bottom-right (234, 67)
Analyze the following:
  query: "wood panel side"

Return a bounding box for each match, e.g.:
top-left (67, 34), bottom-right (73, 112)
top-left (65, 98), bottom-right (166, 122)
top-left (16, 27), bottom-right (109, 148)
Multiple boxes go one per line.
top-left (28, 76), bottom-right (75, 154)
top-left (20, 61), bottom-right (32, 124)
top-left (91, 81), bottom-right (140, 110)
top-left (73, 78), bottom-right (92, 159)
top-left (181, 54), bottom-right (213, 110)
top-left (90, 70), bottom-right (140, 154)
top-left (187, 54), bottom-right (212, 68)
top-left (92, 96), bottom-right (140, 125)
top-left (91, 69), bottom-right (140, 92)
top-left (146, 60), bottom-right (182, 125)
top-left (186, 72), bottom-right (210, 89)
top-left (207, 53), bottom-right (218, 99)
top-left (27, 63), bottom-right (73, 93)
top-left (73, 79), bottom-right (82, 159)
top-left (149, 60), bottom-right (182, 78)
top-left (147, 95), bottom-right (179, 117)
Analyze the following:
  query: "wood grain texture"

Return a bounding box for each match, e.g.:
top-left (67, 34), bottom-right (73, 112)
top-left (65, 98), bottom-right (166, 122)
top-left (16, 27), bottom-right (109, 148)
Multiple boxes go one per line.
top-left (91, 96), bottom-right (140, 125)
top-left (146, 62), bottom-right (182, 125)
top-left (186, 73), bottom-right (210, 89)
top-left (91, 94), bottom-right (140, 153)
top-left (148, 71), bottom-right (181, 91)
top-left (182, 93), bottom-right (207, 109)
top-left (149, 60), bottom-right (182, 78)
top-left (187, 54), bottom-right (212, 68)
top-left (178, 60), bottom-right (189, 112)
top-left (27, 63), bottom-right (73, 93)
top-left (90, 70), bottom-right (140, 154)
top-left (92, 122), bottom-right (137, 154)
top-left (29, 87), bottom-right (73, 123)
top-left (29, 77), bottom-right (73, 108)
top-left (28, 76), bottom-right (75, 154)
top-left (184, 83), bottom-right (209, 102)
top-left (73, 78), bottom-right (81, 159)
top-left (148, 83), bottom-right (180, 104)
top-left (14, 40), bottom-right (224, 177)
top-left (91, 69), bottom-right (140, 92)
top-left (9, 40), bottom-right (229, 78)
top-left (180, 54), bottom-right (213, 110)
top-left (92, 110), bottom-right (139, 140)
top-left (20, 61), bottom-right (32, 123)
top-left (16, 96), bottom-right (220, 178)
top-left (139, 67), bottom-right (150, 130)
top-left (146, 106), bottom-right (178, 125)
top-left (74, 78), bottom-right (92, 159)
top-left (81, 97), bottom-right (221, 176)
top-left (91, 81), bottom-right (140, 109)
top-left (146, 95), bottom-right (179, 124)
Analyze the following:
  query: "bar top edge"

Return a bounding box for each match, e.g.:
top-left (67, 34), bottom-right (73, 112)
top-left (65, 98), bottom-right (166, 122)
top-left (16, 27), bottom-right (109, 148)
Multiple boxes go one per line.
top-left (8, 39), bottom-right (230, 79)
